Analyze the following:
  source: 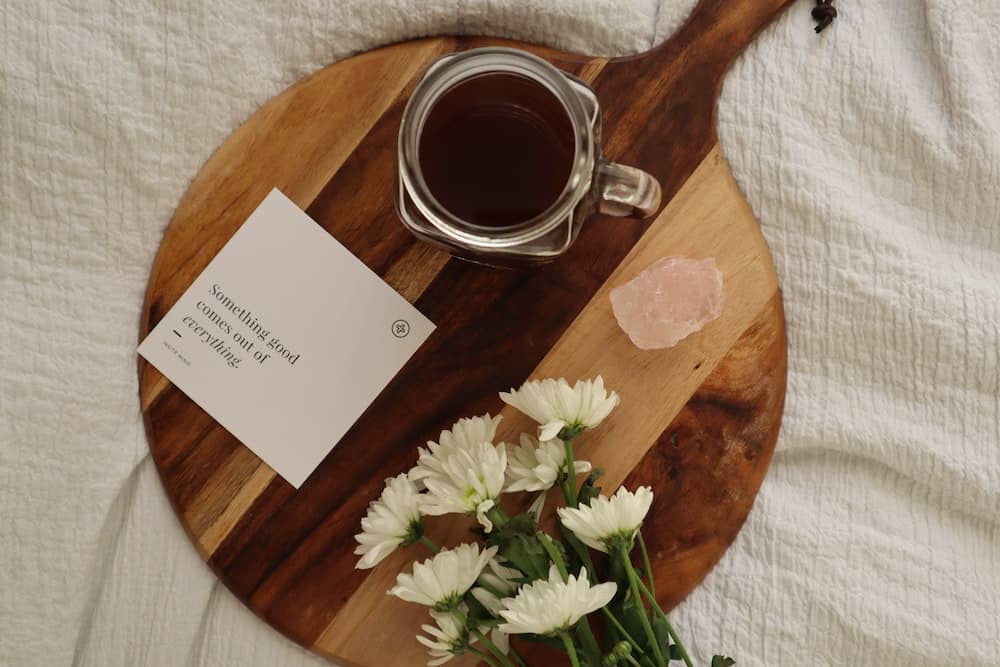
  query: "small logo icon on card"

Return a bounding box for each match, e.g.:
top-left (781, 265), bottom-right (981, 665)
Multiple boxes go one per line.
top-left (392, 320), bottom-right (411, 338)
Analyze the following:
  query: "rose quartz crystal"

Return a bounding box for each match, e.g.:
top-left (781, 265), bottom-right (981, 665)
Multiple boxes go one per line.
top-left (610, 256), bottom-right (724, 350)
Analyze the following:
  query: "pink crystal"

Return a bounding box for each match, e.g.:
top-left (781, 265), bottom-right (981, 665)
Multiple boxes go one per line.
top-left (610, 256), bottom-right (724, 350)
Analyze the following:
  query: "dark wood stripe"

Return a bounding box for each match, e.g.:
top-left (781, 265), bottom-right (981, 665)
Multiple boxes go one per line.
top-left (304, 93), bottom-right (417, 273)
top-left (209, 478), bottom-right (296, 596)
top-left (168, 423), bottom-right (243, 514)
top-left (147, 388), bottom-right (219, 474)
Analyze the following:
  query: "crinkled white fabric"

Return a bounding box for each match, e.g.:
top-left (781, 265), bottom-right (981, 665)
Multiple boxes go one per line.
top-left (2, 1), bottom-right (998, 665)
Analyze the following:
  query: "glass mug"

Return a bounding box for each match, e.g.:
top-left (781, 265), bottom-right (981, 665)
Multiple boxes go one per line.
top-left (395, 47), bottom-right (661, 263)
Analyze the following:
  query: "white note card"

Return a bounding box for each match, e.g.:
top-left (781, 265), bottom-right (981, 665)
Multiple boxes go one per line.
top-left (138, 188), bottom-right (435, 488)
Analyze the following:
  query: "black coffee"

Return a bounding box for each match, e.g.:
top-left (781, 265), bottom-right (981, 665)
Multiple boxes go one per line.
top-left (418, 73), bottom-right (575, 228)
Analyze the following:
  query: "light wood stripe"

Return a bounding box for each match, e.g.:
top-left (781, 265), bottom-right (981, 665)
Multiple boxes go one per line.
top-left (577, 57), bottom-right (609, 84)
top-left (184, 447), bottom-right (261, 536)
top-left (197, 462), bottom-right (277, 557)
top-left (383, 243), bottom-right (452, 303)
top-left (139, 367), bottom-right (170, 412)
top-left (313, 143), bottom-right (779, 663)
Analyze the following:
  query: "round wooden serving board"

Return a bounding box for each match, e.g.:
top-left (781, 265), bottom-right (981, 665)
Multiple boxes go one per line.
top-left (139, 1), bottom-right (791, 664)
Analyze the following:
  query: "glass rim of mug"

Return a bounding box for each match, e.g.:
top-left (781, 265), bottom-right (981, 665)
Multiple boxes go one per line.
top-left (398, 47), bottom-right (597, 249)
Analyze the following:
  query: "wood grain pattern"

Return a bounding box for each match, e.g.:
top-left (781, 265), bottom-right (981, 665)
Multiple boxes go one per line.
top-left (138, 1), bottom-right (792, 664)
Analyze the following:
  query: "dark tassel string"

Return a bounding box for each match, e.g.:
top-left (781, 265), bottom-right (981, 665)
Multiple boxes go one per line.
top-left (812, 0), bottom-right (837, 33)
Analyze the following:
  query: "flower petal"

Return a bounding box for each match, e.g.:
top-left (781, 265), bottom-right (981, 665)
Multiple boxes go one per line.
top-left (496, 563), bottom-right (617, 636)
top-left (539, 420), bottom-right (565, 442)
top-left (354, 474), bottom-right (424, 569)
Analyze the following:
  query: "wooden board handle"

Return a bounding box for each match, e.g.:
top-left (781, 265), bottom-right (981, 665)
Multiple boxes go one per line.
top-left (589, 0), bottom-right (794, 219)
top-left (638, 0), bottom-right (793, 76)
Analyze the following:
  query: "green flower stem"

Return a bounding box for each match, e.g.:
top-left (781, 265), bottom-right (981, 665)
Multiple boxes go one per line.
top-left (624, 654), bottom-right (643, 667)
top-left (562, 438), bottom-right (579, 507)
top-left (633, 578), bottom-right (693, 667)
top-left (508, 645), bottom-right (528, 667)
top-left (469, 645), bottom-right (502, 667)
top-left (574, 617), bottom-right (602, 666)
top-left (599, 607), bottom-right (643, 655)
top-left (471, 628), bottom-right (515, 667)
top-left (419, 535), bottom-right (441, 554)
top-left (561, 526), bottom-right (598, 582)
top-left (454, 609), bottom-right (513, 667)
top-left (536, 532), bottom-right (568, 580)
top-left (486, 505), bottom-right (510, 530)
top-left (620, 550), bottom-right (666, 667)
top-left (559, 631), bottom-right (582, 667)
top-left (637, 532), bottom-right (655, 598)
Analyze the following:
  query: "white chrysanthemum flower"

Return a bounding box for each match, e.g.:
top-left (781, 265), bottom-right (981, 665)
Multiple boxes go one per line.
top-left (471, 558), bottom-right (523, 616)
top-left (408, 414), bottom-right (507, 530)
top-left (504, 433), bottom-right (592, 493)
top-left (416, 610), bottom-right (467, 666)
top-left (354, 473), bottom-right (425, 569)
top-left (416, 606), bottom-right (507, 666)
top-left (497, 565), bottom-right (617, 636)
top-left (390, 543), bottom-right (498, 610)
top-left (410, 414), bottom-right (503, 486)
top-left (557, 486), bottom-right (654, 553)
top-left (500, 376), bottom-right (619, 441)
top-left (417, 440), bottom-right (507, 531)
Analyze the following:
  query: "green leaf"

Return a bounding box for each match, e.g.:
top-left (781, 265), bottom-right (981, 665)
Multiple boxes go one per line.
top-left (499, 534), bottom-right (550, 581)
top-left (616, 596), bottom-right (652, 657)
top-left (462, 591), bottom-right (493, 624)
top-left (578, 468), bottom-right (605, 507)
top-left (711, 656), bottom-right (736, 667)
top-left (485, 514), bottom-right (551, 581)
top-left (561, 527), bottom-right (595, 578)
top-left (484, 512), bottom-right (537, 542)
top-left (509, 513), bottom-right (540, 533)
top-left (536, 531), bottom-right (569, 569)
top-left (605, 553), bottom-right (629, 605)
top-left (651, 615), bottom-right (672, 657)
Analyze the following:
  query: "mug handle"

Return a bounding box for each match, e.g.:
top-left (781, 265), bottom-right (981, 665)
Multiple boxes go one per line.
top-left (596, 161), bottom-right (662, 218)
